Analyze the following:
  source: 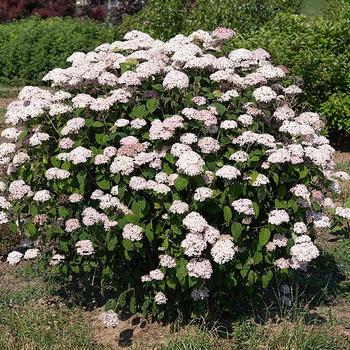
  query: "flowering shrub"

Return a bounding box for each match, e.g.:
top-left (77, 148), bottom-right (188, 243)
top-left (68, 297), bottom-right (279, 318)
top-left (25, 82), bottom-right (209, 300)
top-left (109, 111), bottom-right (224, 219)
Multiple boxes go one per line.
top-left (1, 28), bottom-right (349, 319)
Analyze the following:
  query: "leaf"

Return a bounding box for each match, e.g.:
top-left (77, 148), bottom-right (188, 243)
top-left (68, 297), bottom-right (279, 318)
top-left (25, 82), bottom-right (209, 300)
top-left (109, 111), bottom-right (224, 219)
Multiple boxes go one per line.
top-left (247, 270), bottom-right (258, 285)
top-left (262, 270), bottom-right (273, 288)
top-left (107, 236), bottom-right (117, 251)
top-left (253, 202), bottom-right (260, 218)
top-left (97, 178), bottom-right (111, 190)
top-left (130, 296), bottom-right (137, 314)
top-left (93, 121), bottom-right (104, 127)
top-left (105, 298), bottom-right (117, 311)
top-left (145, 222), bottom-right (154, 242)
top-left (9, 222), bottom-right (17, 233)
top-left (26, 222), bottom-right (37, 237)
top-left (166, 278), bottom-right (176, 290)
top-left (83, 264), bottom-right (91, 273)
top-left (298, 166), bottom-right (308, 179)
top-left (18, 129), bottom-right (28, 143)
top-left (259, 228), bottom-right (271, 246)
top-left (146, 98), bottom-right (159, 113)
top-left (278, 185), bottom-right (287, 198)
top-left (123, 239), bottom-right (134, 251)
top-left (77, 171), bottom-right (87, 192)
top-left (61, 161), bottom-right (70, 170)
top-left (131, 104), bottom-right (148, 118)
top-left (95, 133), bottom-right (109, 145)
top-left (29, 204), bottom-right (38, 216)
top-left (272, 173), bottom-right (279, 184)
top-left (58, 206), bottom-right (69, 218)
top-left (51, 156), bottom-right (60, 168)
top-left (253, 251), bottom-right (263, 264)
top-left (231, 222), bottom-right (243, 240)
top-left (71, 265), bottom-right (80, 273)
top-left (174, 176), bottom-right (188, 191)
top-left (117, 292), bottom-right (127, 308)
top-left (176, 260), bottom-right (188, 286)
top-left (223, 206), bottom-right (232, 224)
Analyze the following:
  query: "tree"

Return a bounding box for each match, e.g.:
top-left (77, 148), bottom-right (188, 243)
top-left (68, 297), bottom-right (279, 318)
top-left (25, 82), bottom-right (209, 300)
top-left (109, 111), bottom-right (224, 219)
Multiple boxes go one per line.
top-left (0, 0), bottom-right (74, 22)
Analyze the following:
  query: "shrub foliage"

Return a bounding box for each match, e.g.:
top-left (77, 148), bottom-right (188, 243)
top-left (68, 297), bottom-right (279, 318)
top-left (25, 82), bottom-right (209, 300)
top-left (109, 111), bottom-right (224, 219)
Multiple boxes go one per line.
top-left (1, 29), bottom-right (349, 320)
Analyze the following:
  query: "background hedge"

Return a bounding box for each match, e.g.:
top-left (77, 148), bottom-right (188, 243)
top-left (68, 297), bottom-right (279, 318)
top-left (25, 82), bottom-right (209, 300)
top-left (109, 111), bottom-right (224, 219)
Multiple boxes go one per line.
top-left (233, 0), bottom-right (350, 140)
top-left (0, 17), bottom-right (116, 85)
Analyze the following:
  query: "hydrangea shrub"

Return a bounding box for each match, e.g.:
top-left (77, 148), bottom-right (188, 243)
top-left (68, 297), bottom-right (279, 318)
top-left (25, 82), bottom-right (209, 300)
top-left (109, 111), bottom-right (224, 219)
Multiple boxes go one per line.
top-left (1, 28), bottom-right (349, 319)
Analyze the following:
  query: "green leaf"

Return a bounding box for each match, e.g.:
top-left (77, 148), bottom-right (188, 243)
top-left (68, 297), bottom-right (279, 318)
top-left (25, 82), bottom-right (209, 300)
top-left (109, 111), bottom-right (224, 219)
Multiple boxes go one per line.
top-left (131, 104), bottom-right (148, 118)
top-left (83, 264), bottom-right (91, 273)
top-left (26, 222), bottom-right (37, 237)
top-left (166, 278), bottom-right (176, 290)
top-left (9, 222), bottom-right (17, 233)
top-left (60, 241), bottom-right (68, 252)
top-left (51, 156), bottom-right (60, 168)
top-left (298, 166), bottom-right (308, 179)
top-left (130, 296), bottom-right (137, 314)
top-left (71, 265), bottom-right (80, 273)
top-left (18, 129), bottom-right (28, 143)
top-left (58, 206), bottom-right (69, 218)
top-left (107, 236), bottom-right (117, 251)
top-left (105, 298), bottom-right (117, 311)
top-left (176, 260), bottom-right (188, 286)
top-left (262, 270), bottom-right (273, 288)
top-left (97, 178), bottom-right (111, 190)
top-left (253, 202), bottom-right (259, 218)
top-left (258, 228), bottom-right (271, 246)
top-left (223, 206), bottom-right (232, 224)
top-left (95, 134), bottom-right (109, 145)
top-left (247, 270), bottom-right (258, 285)
top-left (278, 185), bottom-right (287, 198)
top-left (231, 222), bottom-right (243, 240)
top-left (146, 99), bottom-right (159, 113)
top-left (123, 239), bottom-right (134, 251)
top-left (253, 251), bottom-right (263, 264)
top-left (77, 171), bottom-right (87, 192)
top-left (174, 176), bottom-right (188, 191)
top-left (272, 173), bottom-right (279, 184)
top-left (117, 292), bottom-right (127, 308)
top-left (93, 121), bottom-right (104, 127)
top-left (145, 222), bottom-right (154, 242)
top-left (29, 204), bottom-right (38, 216)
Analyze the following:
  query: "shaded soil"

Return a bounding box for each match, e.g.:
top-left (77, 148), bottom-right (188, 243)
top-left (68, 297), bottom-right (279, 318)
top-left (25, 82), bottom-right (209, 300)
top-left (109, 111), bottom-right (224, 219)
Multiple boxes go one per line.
top-left (90, 309), bottom-right (169, 349)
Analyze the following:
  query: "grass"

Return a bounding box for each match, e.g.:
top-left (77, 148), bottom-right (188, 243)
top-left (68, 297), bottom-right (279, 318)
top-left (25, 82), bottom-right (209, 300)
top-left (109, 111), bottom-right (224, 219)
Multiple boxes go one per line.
top-left (1, 260), bottom-right (350, 350)
top-left (0, 304), bottom-right (109, 350)
top-left (300, 0), bottom-right (328, 17)
top-left (0, 263), bottom-right (109, 350)
top-left (134, 320), bottom-right (349, 350)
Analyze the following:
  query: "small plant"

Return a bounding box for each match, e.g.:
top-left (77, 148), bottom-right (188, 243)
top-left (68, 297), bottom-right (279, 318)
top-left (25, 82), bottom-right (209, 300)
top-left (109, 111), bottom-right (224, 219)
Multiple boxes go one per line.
top-left (0, 28), bottom-right (349, 320)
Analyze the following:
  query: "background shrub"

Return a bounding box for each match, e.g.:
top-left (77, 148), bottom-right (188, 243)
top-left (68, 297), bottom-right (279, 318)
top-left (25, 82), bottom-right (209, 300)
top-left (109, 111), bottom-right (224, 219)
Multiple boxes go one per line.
top-left (0, 16), bottom-right (117, 85)
top-left (232, 3), bottom-right (350, 143)
top-left (182, 0), bottom-right (301, 36)
top-left (117, 0), bottom-right (301, 40)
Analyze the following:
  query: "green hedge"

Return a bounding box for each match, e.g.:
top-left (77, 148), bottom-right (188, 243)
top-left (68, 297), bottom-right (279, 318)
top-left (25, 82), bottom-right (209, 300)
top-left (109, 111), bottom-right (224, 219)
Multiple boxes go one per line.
top-left (232, 4), bottom-right (350, 137)
top-left (117, 0), bottom-right (301, 40)
top-left (0, 17), bottom-right (117, 85)
top-left (0, 1), bottom-right (300, 86)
